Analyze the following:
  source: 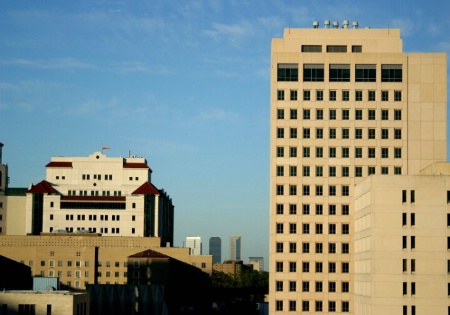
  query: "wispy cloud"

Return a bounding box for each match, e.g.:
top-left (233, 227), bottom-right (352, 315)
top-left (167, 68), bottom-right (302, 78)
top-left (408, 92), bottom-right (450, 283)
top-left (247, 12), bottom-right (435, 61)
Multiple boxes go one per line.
top-left (1, 58), bottom-right (94, 70)
top-left (198, 108), bottom-right (240, 123)
top-left (115, 61), bottom-right (170, 74)
top-left (202, 21), bottom-right (254, 45)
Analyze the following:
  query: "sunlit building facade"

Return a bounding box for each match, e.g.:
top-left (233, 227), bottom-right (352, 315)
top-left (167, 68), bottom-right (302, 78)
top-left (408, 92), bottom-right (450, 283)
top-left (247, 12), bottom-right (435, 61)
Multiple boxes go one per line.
top-left (270, 22), bottom-right (446, 314)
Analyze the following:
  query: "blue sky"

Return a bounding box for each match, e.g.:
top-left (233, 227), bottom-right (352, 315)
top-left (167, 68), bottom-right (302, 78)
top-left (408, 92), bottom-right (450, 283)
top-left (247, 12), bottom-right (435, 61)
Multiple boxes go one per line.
top-left (1, 0), bottom-right (449, 268)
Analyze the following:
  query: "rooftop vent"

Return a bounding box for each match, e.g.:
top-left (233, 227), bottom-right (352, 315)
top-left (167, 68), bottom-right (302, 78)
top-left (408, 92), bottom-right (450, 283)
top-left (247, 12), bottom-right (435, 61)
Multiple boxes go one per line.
top-left (333, 21), bottom-right (339, 28)
top-left (313, 21), bottom-right (319, 28)
top-left (342, 20), bottom-right (349, 28)
top-left (324, 20), bottom-right (330, 28)
top-left (352, 21), bottom-right (359, 29)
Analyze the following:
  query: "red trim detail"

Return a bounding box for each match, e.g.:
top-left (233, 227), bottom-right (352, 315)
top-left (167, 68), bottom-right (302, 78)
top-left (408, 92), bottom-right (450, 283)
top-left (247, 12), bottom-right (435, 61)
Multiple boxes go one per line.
top-left (46, 161), bottom-right (73, 168)
top-left (28, 180), bottom-right (58, 194)
top-left (132, 182), bottom-right (160, 195)
top-left (123, 162), bottom-right (149, 169)
top-left (61, 196), bottom-right (126, 202)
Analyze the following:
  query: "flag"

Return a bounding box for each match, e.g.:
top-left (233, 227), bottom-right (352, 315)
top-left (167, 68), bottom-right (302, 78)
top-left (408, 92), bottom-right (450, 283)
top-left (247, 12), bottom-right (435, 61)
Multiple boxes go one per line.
top-left (102, 146), bottom-right (110, 150)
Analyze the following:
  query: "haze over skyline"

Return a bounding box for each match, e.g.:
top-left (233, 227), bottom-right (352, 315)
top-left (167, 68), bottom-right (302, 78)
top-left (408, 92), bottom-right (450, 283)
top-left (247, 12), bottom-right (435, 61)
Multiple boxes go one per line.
top-left (1, 0), bottom-right (449, 268)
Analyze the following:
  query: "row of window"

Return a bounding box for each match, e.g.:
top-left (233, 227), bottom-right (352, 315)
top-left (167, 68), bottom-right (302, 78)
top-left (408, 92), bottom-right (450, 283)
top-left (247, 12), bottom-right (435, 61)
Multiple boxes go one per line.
top-left (276, 260), bottom-right (350, 273)
top-left (276, 222), bottom-right (349, 234)
top-left (277, 89), bottom-right (402, 102)
top-left (276, 279), bottom-right (349, 293)
top-left (277, 164), bottom-right (403, 179)
top-left (277, 127), bottom-right (403, 141)
top-left (61, 214), bottom-right (128, 221)
top-left (276, 184), bottom-right (350, 196)
top-left (276, 242), bottom-right (350, 254)
top-left (49, 226), bottom-right (134, 234)
top-left (301, 44), bottom-right (361, 53)
top-left (275, 299), bottom-right (350, 312)
top-left (277, 108), bottom-right (402, 121)
top-left (277, 63), bottom-right (402, 82)
top-left (67, 190), bottom-right (122, 196)
top-left (276, 203), bottom-right (349, 215)
top-left (82, 174), bottom-right (113, 181)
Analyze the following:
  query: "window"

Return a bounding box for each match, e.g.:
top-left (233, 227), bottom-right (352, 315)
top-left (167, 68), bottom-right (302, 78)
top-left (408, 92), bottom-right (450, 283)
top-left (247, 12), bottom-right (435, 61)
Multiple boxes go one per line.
top-left (303, 166), bottom-right (310, 177)
top-left (276, 261), bottom-right (283, 272)
top-left (342, 243), bottom-right (349, 254)
top-left (329, 185), bottom-right (336, 196)
top-left (329, 109), bottom-right (336, 120)
top-left (382, 148), bottom-right (389, 158)
top-left (327, 45), bottom-right (347, 52)
top-left (316, 224), bottom-right (323, 234)
top-left (395, 109), bottom-right (402, 120)
top-left (342, 128), bottom-right (349, 139)
top-left (290, 90), bottom-right (298, 100)
top-left (368, 109), bottom-right (375, 120)
top-left (342, 186), bottom-right (349, 196)
top-left (368, 166), bottom-right (375, 175)
top-left (316, 109), bottom-right (323, 120)
top-left (276, 223), bottom-right (284, 234)
top-left (315, 243), bottom-right (323, 254)
top-left (355, 90), bottom-right (362, 101)
top-left (302, 262), bottom-right (309, 272)
top-left (368, 90), bottom-right (376, 101)
top-left (342, 109), bottom-right (349, 120)
top-left (276, 242), bottom-right (283, 253)
top-left (315, 262), bottom-right (323, 273)
top-left (403, 259), bottom-right (407, 272)
top-left (382, 90), bottom-right (389, 101)
top-left (290, 109), bottom-right (297, 119)
top-left (329, 281), bottom-right (336, 292)
top-left (289, 262), bottom-right (297, 272)
top-left (329, 147), bottom-right (336, 158)
top-left (276, 204), bottom-right (283, 215)
top-left (302, 45), bottom-right (322, 52)
top-left (316, 166), bottom-right (323, 177)
top-left (303, 109), bottom-right (310, 119)
top-left (395, 90), bottom-right (402, 101)
top-left (395, 129), bottom-right (402, 139)
top-left (411, 259), bottom-right (416, 272)
top-left (315, 281), bottom-right (323, 292)
top-left (303, 90), bottom-right (311, 100)
top-left (277, 128), bottom-right (284, 138)
top-left (329, 204), bottom-right (336, 215)
top-left (276, 281), bottom-right (283, 291)
top-left (394, 148), bottom-right (402, 159)
top-left (276, 185), bottom-right (284, 195)
top-left (303, 128), bottom-right (310, 139)
top-left (330, 167), bottom-right (336, 179)
top-left (329, 301), bottom-right (336, 312)
top-left (342, 262), bottom-right (349, 273)
top-left (342, 282), bottom-right (349, 292)
top-left (315, 301), bottom-right (323, 312)
top-left (329, 128), bottom-right (336, 139)
top-left (342, 147), bottom-right (350, 158)
top-left (303, 223), bottom-right (310, 234)
top-left (368, 148), bottom-right (376, 158)
top-left (382, 64), bottom-right (402, 82)
top-left (368, 128), bottom-right (375, 139)
top-left (289, 185), bottom-right (297, 196)
top-left (342, 90), bottom-right (349, 101)
top-left (276, 166), bottom-right (284, 176)
top-left (382, 109), bottom-right (389, 120)
top-left (411, 190), bottom-right (415, 203)
top-left (352, 45), bottom-right (362, 52)
top-left (277, 147), bottom-right (284, 157)
top-left (289, 243), bottom-right (297, 253)
top-left (302, 281), bottom-right (309, 292)
top-left (303, 147), bottom-right (310, 157)
top-left (302, 301), bottom-right (309, 312)
top-left (382, 129), bottom-right (389, 139)
top-left (277, 90), bottom-right (284, 100)
top-left (303, 64), bottom-right (324, 82)
top-left (411, 213), bottom-right (415, 226)
top-left (290, 147), bottom-right (297, 157)
top-left (329, 90), bottom-right (336, 101)
top-left (315, 204), bottom-right (323, 215)
top-left (290, 128), bottom-right (297, 139)
top-left (316, 128), bottom-right (323, 139)
top-left (355, 109), bottom-right (362, 120)
top-left (329, 224), bottom-right (336, 235)
top-left (302, 204), bottom-right (309, 215)
top-left (328, 262), bottom-right (336, 273)
top-left (289, 301), bottom-right (296, 312)
top-left (277, 109), bottom-right (284, 119)
top-left (403, 282), bottom-right (407, 295)
top-left (316, 90), bottom-right (324, 101)
top-left (302, 242), bottom-right (310, 253)
top-left (355, 64), bottom-right (376, 82)
top-left (315, 184), bottom-right (323, 195)
top-left (316, 147), bottom-right (323, 158)
top-left (403, 236), bottom-right (407, 249)
top-left (276, 300), bottom-right (283, 311)
top-left (411, 236), bottom-right (415, 249)
top-left (329, 64), bottom-right (350, 82)
top-left (342, 301), bottom-right (350, 313)
top-left (395, 167), bottom-right (402, 175)
top-left (329, 243), bottom-right (336, 254)
top-left (342, 224), bottom-right (349, 234)
top-left (355, 148), bottom-right (362, 158)
top-left (277, 64), bottom-right (298, 81)
top-left (289, 166), bottom-right (297, 176)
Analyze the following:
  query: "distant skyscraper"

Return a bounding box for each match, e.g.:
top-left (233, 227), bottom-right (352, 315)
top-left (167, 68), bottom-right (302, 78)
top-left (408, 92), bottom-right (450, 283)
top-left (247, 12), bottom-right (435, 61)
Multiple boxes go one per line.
top-left (248, 257), bottom-right (264, 272)
top-left (209, 237), bottom-right (221, 264)
top-left (229, 234), bottom-right (241, 261)
top-left (186, 236), bottom-right (202, 255)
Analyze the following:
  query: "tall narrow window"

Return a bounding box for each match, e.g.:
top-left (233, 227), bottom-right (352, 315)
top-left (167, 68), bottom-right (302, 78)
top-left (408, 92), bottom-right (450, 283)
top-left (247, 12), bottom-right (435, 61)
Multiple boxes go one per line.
top-left (411, 190), bottom-right (415, 203)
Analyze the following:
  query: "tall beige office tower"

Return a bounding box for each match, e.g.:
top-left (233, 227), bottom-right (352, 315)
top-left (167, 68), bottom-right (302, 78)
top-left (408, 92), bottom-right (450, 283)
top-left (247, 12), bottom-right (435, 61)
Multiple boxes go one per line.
top-left (270, 21), bottom-right (446, 314)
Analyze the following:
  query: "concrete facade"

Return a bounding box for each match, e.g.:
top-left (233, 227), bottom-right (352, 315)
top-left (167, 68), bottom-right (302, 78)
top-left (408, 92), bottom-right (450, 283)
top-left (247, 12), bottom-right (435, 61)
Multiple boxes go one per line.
top-left (270, 23), bottom-right (446, 314)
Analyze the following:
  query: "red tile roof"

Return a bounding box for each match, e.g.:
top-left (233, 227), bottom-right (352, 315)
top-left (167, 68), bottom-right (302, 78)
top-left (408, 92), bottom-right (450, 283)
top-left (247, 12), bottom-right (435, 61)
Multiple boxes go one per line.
top-left (45, 161), bottom-right (73, 168)
top-left (132, 182), bottom-right (160, 195)
top-left (28, 180), bottom-right (58, 194)
top-left (129, 249), bottom-right (169, 259)
top-left (123, 162), bottom-right (149, 169)
top-left (61, 196), bottom-right (126, 202)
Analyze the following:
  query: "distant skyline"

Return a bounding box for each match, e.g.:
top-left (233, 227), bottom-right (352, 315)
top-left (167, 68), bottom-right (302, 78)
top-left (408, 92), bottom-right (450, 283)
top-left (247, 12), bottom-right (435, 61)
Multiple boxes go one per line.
top-left (1, 0), bottom-right (449, 268)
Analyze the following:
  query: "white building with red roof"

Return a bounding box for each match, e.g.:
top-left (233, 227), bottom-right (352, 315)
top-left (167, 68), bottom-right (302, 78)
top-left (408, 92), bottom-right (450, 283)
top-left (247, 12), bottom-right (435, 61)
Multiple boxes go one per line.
top-left (25, 151), bottom-right (174, 246)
